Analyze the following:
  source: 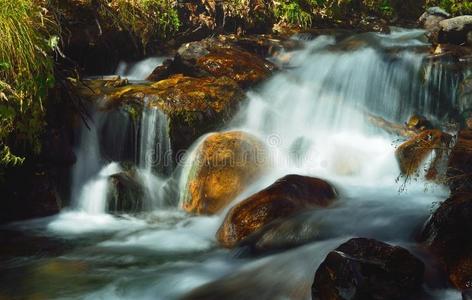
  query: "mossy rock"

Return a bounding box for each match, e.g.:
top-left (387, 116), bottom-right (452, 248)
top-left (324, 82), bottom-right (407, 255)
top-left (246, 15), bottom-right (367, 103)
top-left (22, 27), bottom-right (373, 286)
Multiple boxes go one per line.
top-left (75, 75), bottom-right (245, 164)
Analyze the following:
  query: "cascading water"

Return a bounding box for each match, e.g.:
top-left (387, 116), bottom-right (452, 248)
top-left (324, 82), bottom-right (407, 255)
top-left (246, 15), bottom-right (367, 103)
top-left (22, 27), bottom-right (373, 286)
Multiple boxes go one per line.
top-left (116, 57), bottom-right (168, 81)
top-left (1, 29), bottom-right (468, 300)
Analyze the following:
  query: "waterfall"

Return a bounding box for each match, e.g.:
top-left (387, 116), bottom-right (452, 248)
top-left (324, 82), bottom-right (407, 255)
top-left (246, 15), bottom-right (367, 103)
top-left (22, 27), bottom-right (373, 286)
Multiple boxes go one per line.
top-left (138, 106), bottom-right (172, 209)
top-left (116, 57), bottom-right (167, 81)
top-left (20, 29), bottom-right (467, 300)
top-left (232, 28), bottom-right (463, 187)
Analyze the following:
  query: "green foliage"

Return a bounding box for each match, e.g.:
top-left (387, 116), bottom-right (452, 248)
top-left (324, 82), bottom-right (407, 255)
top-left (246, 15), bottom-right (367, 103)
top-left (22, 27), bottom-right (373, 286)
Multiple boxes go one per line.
top-left (98, 0), bottom-right (180, 47)
top-left (0, 0), bottom-right (58, 167)
top-left (426, 0), bottom-right (472, 15)
top-left (273, 0), bottom-right (316, 28)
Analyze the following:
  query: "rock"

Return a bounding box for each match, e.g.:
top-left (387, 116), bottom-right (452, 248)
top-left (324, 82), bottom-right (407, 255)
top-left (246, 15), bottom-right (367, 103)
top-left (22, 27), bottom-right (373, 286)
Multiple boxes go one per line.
top-left (216, 175), bottom-right (337, 248)
top-left (107, 164), bottom-right (144, 214)
top-left (237, 211), bottom-right (326, 256)
top-left (447, 129), bottom-right (472, 193)
top-left (181, 131), bottom-right (268, 215)
top-left (419, 8), bottom-right (451, 45)
top-left (438, 16), bottom-right (472, 46)
top-left (149, 38), bottom-right (276, 88)
top-left (76, 75), bottom-right (245, 163)
top-left (312, 238), bottom-right (425, 300)
top-left (420, 193), bottom-right (472, 290)
top-left (406, 114), bottom-right (433, 131)
top-left (395, 129), bottom-right (452, 178)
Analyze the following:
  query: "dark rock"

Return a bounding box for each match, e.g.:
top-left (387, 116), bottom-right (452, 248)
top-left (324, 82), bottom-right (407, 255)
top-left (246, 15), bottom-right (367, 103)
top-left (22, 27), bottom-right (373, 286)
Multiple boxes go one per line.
top-left (447, 129), bottom-right (472, 193)
top-left (438, 16), bottom-right (472, 46)
top-left (181, 131), bottom-right (268, 215)
top-left (420, 193), bottom-right (472, 290)
top-left (107, 164), bottom-right (144, 214)
top-left (419, 8), bottom-right (450, 45)
top-left (216, 175), bottom-right (337, 248)
top-left (312, 238), bottom-right (425, 300)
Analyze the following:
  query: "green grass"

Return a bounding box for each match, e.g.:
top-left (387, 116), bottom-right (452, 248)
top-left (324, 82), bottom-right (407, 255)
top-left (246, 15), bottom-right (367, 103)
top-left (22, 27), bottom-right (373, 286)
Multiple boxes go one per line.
top-left (97, 0), bottom-right (180, 47)
top-left (0, 0), bottom-right (58, 167)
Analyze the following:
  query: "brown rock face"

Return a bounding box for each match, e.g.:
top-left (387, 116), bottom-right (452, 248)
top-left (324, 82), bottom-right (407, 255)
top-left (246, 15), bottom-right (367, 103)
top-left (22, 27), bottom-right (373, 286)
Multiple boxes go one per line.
top-left (420, 193), bottom-right (472, 290)
top-left (216, 175), bottom-right (337, 248)
top-left (148, 39), bottom-right (276, 88)
top-left (312, 238), bottom-right (425, 300)
top-left (76, 75), bottom-right (245, 163)
top-left (395, 129), bottom-right (452, 179)
top-left (447, 129), bottom-right (472, 193)
top-left (181, 131), bottom-right (268, 215)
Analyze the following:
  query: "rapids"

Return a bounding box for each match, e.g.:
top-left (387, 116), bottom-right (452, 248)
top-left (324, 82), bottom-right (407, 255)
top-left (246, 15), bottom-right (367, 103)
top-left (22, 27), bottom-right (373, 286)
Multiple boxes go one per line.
top-left (0, 28), bottom-right (466, 299)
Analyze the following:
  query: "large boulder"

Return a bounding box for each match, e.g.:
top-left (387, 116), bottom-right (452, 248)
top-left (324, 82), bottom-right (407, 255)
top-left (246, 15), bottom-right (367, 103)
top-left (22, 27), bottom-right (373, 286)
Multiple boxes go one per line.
top-left (447, 129), bottom-right (472, 193)
top-left (420, 193), bottom-right (472, 290)
top-left (148, 38), bottom-right (276, 88)
top-left (181, 131), bottom-right (268, 215)
top-left (438, 16), bottom-right (472, 46)
top-left (395, 129), bottom-right (452, 179)
top-left (312, 238), bottom-right (425, 300)
top-left (216, 175), bottom-right (337, 248)
top-left (237, 211), bottom-right (326, 256)
top-left (76, 75), bottom-right (245, 164)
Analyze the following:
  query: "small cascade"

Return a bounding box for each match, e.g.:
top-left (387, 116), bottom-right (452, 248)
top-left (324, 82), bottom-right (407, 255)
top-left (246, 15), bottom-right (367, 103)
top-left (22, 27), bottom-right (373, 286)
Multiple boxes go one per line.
top-left (116, 57), bottom-right (167, 81)
top-left (138, 106), bottom-right (173, 209)
top-left (76, 162), bottom-right (122, 214)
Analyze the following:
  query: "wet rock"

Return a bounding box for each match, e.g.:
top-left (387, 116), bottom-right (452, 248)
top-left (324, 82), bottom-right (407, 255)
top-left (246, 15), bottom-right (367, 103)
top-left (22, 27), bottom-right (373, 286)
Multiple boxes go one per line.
top-left (181, 131), bottom-right (268, 215)
top-left (438, 16), bottom-right (472, 46)
top-left (149, 38), bottom-right (276, 88)
top-left (395, 129), bottom-right (452, 178)
top-left (419, 7), bottom-right (450, 44)
top-left (216, 175), bottom-right (337, 248)
top-left (107, 164), bottom-right (144, 214)
top-left (312, 238), bottom-right (425, 300)
top-left (406, 114), bottom-right (433, 131)
top-left (216, 34), bottom-right (304, 58)
top-left (237, 211), bottom-right (326, 256)
top-left (420, 193), bottom-right (472, 290)
top-left (76, 75), bottom-right (245, 163)
top-left (447, 129), bottom-right (472, 193)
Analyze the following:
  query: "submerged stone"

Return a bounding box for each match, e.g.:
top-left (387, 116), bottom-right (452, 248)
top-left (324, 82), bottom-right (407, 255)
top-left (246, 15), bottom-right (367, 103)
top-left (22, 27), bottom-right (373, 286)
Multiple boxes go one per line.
top-left (107, 164), bottom-right (144, 214)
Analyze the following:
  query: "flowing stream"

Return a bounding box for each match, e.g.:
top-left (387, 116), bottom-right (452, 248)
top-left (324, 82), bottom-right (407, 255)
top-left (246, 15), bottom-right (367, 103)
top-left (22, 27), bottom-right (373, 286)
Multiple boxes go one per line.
top-left (0, 28), bottom-right (468, 300)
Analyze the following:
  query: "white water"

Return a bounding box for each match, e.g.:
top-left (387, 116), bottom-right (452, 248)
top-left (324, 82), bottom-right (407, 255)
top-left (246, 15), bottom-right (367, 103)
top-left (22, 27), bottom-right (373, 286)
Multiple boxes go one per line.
top-left (116, 57), bottom-right (167, 81)
top-left (2, 29), bottom-right (465, 300)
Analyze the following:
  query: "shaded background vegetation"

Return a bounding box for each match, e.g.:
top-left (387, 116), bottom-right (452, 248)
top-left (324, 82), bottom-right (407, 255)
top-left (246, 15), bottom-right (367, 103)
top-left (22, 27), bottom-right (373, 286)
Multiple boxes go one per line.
top-left (0, 0), bottom-right (470, 181)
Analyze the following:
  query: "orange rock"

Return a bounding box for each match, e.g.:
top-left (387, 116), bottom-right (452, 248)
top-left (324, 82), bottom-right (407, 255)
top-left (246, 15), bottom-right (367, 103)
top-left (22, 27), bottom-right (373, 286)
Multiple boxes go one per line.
top-left (216, 175), bottom-right (336, 248)
top-left (181, 131), bottom-right (268, 215)
top-left (395, 129), bottom-right (451, 178)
